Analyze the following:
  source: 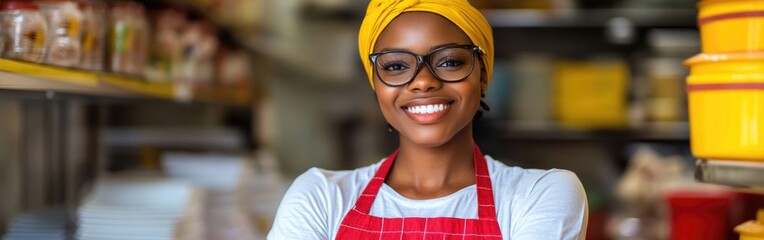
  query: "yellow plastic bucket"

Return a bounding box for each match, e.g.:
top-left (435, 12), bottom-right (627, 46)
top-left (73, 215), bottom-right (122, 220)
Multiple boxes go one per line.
top-left (685, 52), bottom-right (764, 161)
top-left (698, 0), bottom-right (764, 53)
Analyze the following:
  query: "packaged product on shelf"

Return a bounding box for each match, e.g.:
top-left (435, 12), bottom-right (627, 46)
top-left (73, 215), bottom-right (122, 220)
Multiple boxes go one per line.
top-left (177, 21), bottom-right (218, 86)
top-left (0, 1), bottom-right (48, 63)
top-left (221, 0), bottom-right (265, 29)
top-left (108, 1), bottom-right (147, 76)
top-left (216, 47), bottom-right (252, 89)
top-left (197, 21), bottom-right (219, 85)
top-left (553, 58), bottom-right (629, 129)
top-left (133, 6), bottom-right (149, 77)
top-left (510, 54), bottom-right (552, 124)
top-left (146, 7), bottom-right (186, 83)
top-left (0, 12), bottom-right (3, 53)
top-left (636, 30), bottom-right (697, 124)
top-left (482, 60), bottom-right (512, 120)
top-left (38, 0), bottom-right (83, 67)
top-left (78, 0), bottom-right (106, 71)
top-left (645, 58), bottom-right (687, 122)
top-left (107, 2), bottom-right (131, 74)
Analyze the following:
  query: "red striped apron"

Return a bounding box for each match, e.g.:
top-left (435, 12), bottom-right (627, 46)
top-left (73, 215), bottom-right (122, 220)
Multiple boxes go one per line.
top-left (335, 144), bottom-right (503, 239)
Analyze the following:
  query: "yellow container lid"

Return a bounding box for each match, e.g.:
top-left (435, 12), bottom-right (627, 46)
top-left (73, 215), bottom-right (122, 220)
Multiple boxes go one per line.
top-left (684, 52), bottom-right (764, 66)
top-left (698, 0), bottom-right (764, 19)
top-left (684, 52), bottom-right (764, 84)
top-left (736, 209), bottom-right (764, 237)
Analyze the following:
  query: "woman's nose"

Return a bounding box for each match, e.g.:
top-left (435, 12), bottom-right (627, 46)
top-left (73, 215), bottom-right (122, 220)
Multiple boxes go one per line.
top-left (407, 65), bottom-right (442, 93)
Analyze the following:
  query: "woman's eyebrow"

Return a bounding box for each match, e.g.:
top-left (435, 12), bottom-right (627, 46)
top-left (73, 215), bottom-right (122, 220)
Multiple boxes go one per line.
top-left (377, 43), bottom-right (465, 54)
top-left (377, 47), bottom-right (409, 53)
top-left (428, 43), bottom-right (461, 51)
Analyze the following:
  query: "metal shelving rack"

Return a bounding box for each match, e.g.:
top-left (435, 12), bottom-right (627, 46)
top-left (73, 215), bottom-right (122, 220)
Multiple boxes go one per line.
top-left (0, 5), bottom-right (261, 237)
top-left (0, 59), bottom-right (259, 238)
top-left (696, 160), bottom-right (764, 190)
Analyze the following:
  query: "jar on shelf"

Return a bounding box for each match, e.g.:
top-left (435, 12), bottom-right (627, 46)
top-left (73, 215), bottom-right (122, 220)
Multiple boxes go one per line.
top-left (174, 20), bottom-right (217, 93)
top-left (78, 0), bottom-right (106, 71)
top-left (0, 1), bottom-right (48, 63)
top-left (146, 7), bottom-right (186, 83)
top-left (108, 1), bottom-right (147, 76)
top-left (38, 0), bottom-right (83, 67)
top-left (133, 5), bottom-right (149, 77)
top-left (216, 47), bottom-right (252, 89)
top-left (0, 9), bottom-right (3, 53)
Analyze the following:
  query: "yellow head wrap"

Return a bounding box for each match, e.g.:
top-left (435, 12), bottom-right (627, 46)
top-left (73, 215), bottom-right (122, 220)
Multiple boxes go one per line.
top-left (358, 0), bottom-right (494, 92)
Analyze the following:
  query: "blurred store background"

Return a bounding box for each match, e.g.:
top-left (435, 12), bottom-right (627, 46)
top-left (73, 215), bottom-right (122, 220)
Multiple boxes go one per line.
top-left (1, 0), bottom-right (764, 239)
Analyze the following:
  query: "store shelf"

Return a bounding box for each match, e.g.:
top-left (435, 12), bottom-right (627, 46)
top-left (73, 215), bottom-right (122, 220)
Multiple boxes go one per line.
top-left (696, 159), bottom-right (764, 189)
top-left (495, 121), bottom-right (689, 141)
top-left (0, 59), bottom-right (130, 97)
top-left (483, 9), bottom-right (697, 28)
top-left (0, 58), bottom-right (254, 106)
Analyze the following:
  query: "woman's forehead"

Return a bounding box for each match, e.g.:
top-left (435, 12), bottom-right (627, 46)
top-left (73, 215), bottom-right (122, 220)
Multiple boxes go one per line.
top-left (373, 12), bottom-right (472, 53)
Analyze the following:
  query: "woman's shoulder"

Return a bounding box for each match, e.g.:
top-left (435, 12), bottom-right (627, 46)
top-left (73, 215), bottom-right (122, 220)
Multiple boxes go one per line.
top-left (290, 161), bottom-right (382, 194)
top-left (269, 162), bottom-right (383, 239)
top-left (485, 156), bottom-right (588, 239)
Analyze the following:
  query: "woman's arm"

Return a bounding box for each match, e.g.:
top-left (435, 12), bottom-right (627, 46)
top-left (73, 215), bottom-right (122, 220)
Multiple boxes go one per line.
top-left (511, 170), bottom-right (589, 240)
top-left (268, 168), bottom-right (333, 240)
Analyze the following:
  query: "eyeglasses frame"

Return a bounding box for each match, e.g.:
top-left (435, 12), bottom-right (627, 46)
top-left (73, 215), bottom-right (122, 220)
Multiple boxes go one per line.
top-left (369, 44), bottom-right (483, 87)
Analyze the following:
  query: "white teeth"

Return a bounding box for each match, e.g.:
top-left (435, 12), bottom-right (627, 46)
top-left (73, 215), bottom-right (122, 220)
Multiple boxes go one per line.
top-left (405, 104), bottom-right (448, 114)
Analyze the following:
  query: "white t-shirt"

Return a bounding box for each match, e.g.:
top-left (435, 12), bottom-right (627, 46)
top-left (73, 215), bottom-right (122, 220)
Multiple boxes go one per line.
top-left (268, 156), bottom-right (588, 240)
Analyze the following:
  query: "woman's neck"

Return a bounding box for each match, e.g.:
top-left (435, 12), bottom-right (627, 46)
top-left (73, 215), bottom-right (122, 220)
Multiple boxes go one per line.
top-left (386, 125), bottom-right (476, 200)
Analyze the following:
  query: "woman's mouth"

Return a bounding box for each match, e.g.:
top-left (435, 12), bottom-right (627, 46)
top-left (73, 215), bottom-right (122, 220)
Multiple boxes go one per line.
top-left (401, 101), bottom-right (453, 124)
top-left (403, 103), bottom-right (449, 114)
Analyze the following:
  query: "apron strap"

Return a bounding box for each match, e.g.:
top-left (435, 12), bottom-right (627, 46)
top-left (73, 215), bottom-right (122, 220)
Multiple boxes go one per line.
top-left (353, 149), bottom-right (398, 214)
top-left (352, 144), bottom-right (498, 220)
top-left (473, 144), bottom-right (497, 220)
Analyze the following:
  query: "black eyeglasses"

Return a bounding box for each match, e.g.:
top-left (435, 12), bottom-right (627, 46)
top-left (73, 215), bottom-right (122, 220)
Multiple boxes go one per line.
top-left (369, 45), bottom-right (482, 87)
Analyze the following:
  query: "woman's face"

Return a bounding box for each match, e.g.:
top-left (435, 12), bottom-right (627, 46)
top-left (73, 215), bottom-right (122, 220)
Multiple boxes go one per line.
top-left (373, 11), bottom-right (484, 148)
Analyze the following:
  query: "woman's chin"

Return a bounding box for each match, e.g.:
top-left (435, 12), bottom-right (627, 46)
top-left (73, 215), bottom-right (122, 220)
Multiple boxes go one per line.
top-left (401, 129), bottom-right (455, 149)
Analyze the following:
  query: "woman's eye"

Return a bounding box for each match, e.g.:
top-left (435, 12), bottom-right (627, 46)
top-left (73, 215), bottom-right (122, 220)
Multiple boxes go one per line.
top-left (437, 59), bottom-right (464, 68)
top-left (382, 63), bottom-right (409, 71)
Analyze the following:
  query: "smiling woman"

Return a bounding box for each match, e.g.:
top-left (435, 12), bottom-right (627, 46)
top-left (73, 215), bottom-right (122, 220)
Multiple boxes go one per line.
top-left (373, 12), bottom-right (483, 151)
top-left (268, 1), bottom-right (588, 240)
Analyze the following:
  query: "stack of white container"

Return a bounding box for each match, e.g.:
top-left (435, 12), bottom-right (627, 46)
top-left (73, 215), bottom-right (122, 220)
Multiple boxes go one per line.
top-left (77, 176), bottom-right (204, 240)
top-left (162, 152), bottom-right (258, 239)
top-left (2, 208), bottom-right (67, 240)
